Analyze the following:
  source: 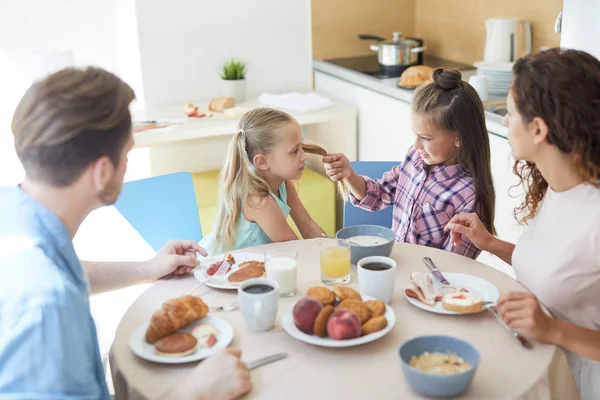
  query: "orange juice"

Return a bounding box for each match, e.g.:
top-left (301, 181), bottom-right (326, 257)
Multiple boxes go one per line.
top-left (320, 247), bottom-right (351, 278)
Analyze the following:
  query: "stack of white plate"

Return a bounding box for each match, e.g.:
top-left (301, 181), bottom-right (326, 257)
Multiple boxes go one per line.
top-left (473, 61), bottom-right (514, 96)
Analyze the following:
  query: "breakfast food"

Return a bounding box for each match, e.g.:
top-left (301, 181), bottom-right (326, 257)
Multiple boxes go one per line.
top-left (307, 286), bottom-right (336, 306)
top-left (336, 299), bottom-right (371, 323)
top-left (327, 310), bottom-right (362, 340)
top-left (408, 352), bottom-right (472, 375)
top-left (398, 65), bottom-right (433, 88)
top-left (361, 315), bottom-right (388, 336)
top-left (237, 260), bottom-right (265, 269)
top-left (208, 96), bottom-right (236, 112)
top-left (227, 264), bottom-right (265, 285)
top-left (333, 287), bottom-right (362, 302)
top-left (293, 297), bottom-right (323, 334)
top-left (364, 300), bottom-right (386, 317)
top-left (293, 290), bottom-right (389, 341)
top-left (442, 292), bottom-right (483, 314)
top-left (145, 296), bottom-right (209, 344)
top-left (154, 333), bottom-right (198, 357)
top-left (313, 305), bottom-right (335, 337)
top-left (347, 235), bottom-right (390, 246)
top-left (191, 323), bottom-right (220, 348)
top-left (405, 272), bottom-right (468, 308)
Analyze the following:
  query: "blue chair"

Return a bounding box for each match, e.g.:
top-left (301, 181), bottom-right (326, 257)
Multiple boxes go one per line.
top-left (115, 172), bottom-right (203, 252)
top-left (344, 161), bottom-right (399, 229)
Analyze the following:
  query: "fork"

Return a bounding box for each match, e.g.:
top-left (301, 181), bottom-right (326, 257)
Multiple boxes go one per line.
top-left (485, 303), bottom-right (533, 349)
top-left (187, 260), bottom-right (231, 295)
top-left (210, 299), bottom-right (239, 312)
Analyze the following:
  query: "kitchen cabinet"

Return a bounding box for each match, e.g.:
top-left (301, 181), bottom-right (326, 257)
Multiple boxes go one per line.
top-left (314, 71), bottom-right (413, 162)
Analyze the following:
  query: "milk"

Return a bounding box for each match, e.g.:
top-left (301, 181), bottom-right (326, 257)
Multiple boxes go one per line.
top-left (265, 257), bottom-right (298, 297)
top-left (349, 235), bottom-right (389, 246)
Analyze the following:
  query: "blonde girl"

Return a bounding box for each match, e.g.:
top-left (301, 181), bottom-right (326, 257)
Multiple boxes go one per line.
top-left (203, 107), bottom-right (330, 254)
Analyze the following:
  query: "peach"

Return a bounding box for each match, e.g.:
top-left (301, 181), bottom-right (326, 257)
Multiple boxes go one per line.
top-left (327, 310), bottom-right (362, 340)
top-left (293, 297), bottom-right (323, 334)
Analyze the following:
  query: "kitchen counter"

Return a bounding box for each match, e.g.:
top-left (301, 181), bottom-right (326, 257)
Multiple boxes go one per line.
top-left (313, 58), bottom-right (508, 138)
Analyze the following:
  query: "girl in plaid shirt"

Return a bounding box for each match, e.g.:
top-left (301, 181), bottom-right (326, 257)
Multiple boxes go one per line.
top-left (323, 68), bottom-right (496, 259)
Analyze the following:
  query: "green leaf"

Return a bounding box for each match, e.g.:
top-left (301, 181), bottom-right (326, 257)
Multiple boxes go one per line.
top-left (220, 58), bottom-right (248, 80)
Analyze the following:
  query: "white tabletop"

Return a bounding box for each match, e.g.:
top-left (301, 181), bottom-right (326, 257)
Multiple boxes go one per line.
top-left (110, 240), bottom-right (576, 400)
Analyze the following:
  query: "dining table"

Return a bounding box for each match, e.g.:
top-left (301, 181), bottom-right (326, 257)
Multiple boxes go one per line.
top-left (110, 239), bottom-right (579, 400)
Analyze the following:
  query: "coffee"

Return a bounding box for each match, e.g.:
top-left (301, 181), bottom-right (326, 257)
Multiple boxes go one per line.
top-left (243, 284), bottom-right (275, 294)
top-left (362, 262), bottom-right (392, 271)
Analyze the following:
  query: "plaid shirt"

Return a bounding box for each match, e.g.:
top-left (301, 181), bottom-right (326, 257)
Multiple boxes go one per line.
top-left (350, 147), bottom-right (481, 259)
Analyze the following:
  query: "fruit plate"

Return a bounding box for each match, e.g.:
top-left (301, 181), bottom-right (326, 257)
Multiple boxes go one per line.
top-left (404, 273), bottom-right (499, 315)
top-left (281, 295), bottom-right (396, 348)
top-left (194, 252), bottom-right (265, 290)
top-left (129, 315), bottom-right (234, 364)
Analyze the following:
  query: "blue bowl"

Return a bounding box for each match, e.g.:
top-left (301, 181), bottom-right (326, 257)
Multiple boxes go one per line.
top-left (399, 335), bottom-right (480, 398)
top-left (335, 225), bottom-right (395, 264)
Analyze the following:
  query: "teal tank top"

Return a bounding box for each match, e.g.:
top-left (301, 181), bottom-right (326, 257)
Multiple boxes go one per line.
top-left (200, 182), bottom-right (290, 255)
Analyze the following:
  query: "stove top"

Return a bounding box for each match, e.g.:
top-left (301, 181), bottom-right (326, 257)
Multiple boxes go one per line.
top-left (325, 55), bottom-right (475, 79)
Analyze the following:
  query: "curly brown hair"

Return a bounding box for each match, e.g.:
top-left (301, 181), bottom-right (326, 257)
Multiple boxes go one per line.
top-left (511, 48), bottom-right (600, 224)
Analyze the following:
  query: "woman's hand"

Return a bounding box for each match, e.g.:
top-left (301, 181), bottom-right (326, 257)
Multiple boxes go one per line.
top-left (497, 291), bottom-right (556, 343)
top-left (444, 213), bottom-right (495, 252)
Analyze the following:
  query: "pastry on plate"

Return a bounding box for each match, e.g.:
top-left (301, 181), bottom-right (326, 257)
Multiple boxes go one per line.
top-left (361, 315), bottom-right (388, 336)
top-left (227, 264), bottom-right (265, 285)
top-left (333, 287), bottom-right (362, 302)
top-left (307, 287), bottom-right (335, 306)
top-left (363, 300), bottom-right (386, 317)
top-left (313, 305), bottom-right (335, 337)
top-left (154, 333), bottom-right (198, 357)
top-left (442, 292), bottom-right (483, 314)
top-left (145, 296), bottom-right (209, 344)
top-left (336, 299), bottom-right (371, 323)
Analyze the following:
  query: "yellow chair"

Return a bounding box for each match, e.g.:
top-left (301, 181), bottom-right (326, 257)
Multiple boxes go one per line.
top-left (192, 168), bottom-right (336, 238)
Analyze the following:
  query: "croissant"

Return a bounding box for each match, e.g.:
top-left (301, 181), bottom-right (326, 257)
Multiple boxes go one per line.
top-left (145, 295), bottom-right (209, 344)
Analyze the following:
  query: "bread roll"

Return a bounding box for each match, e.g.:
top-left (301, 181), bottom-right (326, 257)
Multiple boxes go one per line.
top-left (145, 295), bottom-right (209, 343)
top-left (208, 96), bottom-right (236, 112)
top-left (399, 65), bottom-right (433, 88)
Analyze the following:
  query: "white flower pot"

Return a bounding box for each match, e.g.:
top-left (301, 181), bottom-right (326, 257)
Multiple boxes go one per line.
top-left (221, 79), bottom-right (246, 103)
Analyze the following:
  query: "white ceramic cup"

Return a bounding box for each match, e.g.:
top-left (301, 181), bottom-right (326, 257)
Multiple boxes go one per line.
top-left (468, 74), bottom-right (489, 102)
top-left (238, 278), bottom-right (279, 332)
top-left (357, 256), bottom-right (397, 304)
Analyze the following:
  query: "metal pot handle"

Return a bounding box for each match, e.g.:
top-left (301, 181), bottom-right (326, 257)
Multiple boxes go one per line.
top-left (405, 37), bottom-right (425, 65)
top-left (369, 44), bottom-right (380, 52)
top-left (358, 34), bottom-right (385, 42)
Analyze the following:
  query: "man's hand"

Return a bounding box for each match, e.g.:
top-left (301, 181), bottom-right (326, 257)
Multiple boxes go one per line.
top-left (147, 240), bottom-right (207, 280)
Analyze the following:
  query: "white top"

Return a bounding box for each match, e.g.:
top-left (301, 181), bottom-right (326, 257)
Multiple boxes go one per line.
top-left (513, 184), bottom-right (600, 330)
top-left (513, 183), bottom-right (600, 399)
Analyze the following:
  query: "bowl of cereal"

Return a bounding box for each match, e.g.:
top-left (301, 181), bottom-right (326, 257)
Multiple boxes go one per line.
top-left (399, 335), bottom-right (480, 398)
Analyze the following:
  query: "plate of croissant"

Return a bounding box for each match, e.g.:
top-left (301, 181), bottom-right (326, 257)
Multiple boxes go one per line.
top-left (129, 295), bottom-right (234, 364)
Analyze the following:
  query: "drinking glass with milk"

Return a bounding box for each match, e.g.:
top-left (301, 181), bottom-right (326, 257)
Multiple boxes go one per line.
top-left (265, 250), bottom-right (298, 297)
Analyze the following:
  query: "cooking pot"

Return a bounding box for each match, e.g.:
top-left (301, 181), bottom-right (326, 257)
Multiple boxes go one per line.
top-left (359, 32), bottom-right (425, 76)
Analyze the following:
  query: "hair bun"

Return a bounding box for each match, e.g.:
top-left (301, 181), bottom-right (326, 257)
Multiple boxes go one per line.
top-left (432, 68), bottom-right (462, 90)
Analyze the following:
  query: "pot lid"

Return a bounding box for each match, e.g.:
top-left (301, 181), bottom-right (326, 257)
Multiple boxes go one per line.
top-left (379, 32), bottom-right (420, 47)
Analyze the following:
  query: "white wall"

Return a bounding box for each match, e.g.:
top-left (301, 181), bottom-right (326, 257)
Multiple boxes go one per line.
top-left (560, 0), bottom-right (600, 59)
top-left (0, 0), bottom-right (144, 185)
top-left (134, 0), bottom-right (313, 107)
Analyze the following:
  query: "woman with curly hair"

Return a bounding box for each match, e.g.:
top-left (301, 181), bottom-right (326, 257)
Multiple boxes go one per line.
top-left (445, 48), bottom-right (600, 399)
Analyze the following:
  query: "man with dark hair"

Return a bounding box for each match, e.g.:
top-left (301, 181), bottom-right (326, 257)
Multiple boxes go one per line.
top-left (0, 67), bottom-right (251, 399)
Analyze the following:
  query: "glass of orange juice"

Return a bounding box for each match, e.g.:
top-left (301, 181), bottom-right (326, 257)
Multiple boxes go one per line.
top-left (319, 239), bottom-right (351, 285)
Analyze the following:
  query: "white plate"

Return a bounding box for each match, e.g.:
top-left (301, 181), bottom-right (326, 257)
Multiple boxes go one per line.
top-left (404, 272), bottom-right (499, 315)
top-left (129, 315), bottom-right (234, 364)
top-left (281, 295), bottom-right (396, 348)
top-left (194, 252), bottom-right (265, 290)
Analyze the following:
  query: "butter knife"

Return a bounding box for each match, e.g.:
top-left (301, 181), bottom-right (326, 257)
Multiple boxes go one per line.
top-left (422, 257), bottom-right (451, 285)
top-left (485, 305), bottom-right (533, 349)
top-left (247, 352), bottom-right (288, 371)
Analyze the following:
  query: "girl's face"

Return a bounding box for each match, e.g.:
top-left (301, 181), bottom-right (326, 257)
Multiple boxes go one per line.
top-left (411, 113), bottom-right (460, 166)
top-left (265, 121), bottom-right (307, 180)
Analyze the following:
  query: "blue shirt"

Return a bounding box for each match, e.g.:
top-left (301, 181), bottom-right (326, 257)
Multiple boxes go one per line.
top-left (0, 187), bottom-right (110, 400)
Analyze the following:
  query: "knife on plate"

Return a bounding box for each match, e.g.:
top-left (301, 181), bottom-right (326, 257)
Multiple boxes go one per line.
top-left (422, 257), bottom-right (451, 285)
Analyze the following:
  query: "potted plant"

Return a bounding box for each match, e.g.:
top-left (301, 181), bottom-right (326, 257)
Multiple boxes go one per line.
top-left (220, 58), bottom-right (248, 103)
